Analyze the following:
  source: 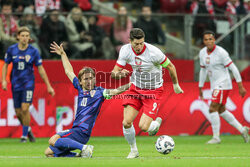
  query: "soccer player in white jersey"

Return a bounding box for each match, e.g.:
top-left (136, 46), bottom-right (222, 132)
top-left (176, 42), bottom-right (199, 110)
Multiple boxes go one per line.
top-left (199, 30), bottom-right (249, 144)
top-left (111, 28), bottom-right (183, 158)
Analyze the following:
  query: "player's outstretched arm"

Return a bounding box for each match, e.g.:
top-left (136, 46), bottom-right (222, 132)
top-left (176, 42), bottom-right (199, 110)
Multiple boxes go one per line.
top-left (111, 65), bottom-right (129, 79)
top-left (1, 63), bottom-right (8, 91)
top-left (38, 65), bottom-right (55, 96)
top-left (50, 41), bottom-right (76, 83)
top-left (105, 83), bottom-right (131, 97)
top-left (165, 62), bottom-right (183, 94)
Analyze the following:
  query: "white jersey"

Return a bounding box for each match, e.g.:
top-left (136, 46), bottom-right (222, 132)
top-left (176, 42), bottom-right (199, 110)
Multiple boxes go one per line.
top-left (116, 42), bottom-right (167, 89)
top-left (199, 45), bottom-right (233, 90)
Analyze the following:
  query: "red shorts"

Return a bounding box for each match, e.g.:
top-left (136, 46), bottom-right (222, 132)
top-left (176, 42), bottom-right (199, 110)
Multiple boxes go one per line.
top-left (211, 89), bottom-right (230, 105)
top-left (122, 84), bottom-right (164, 119)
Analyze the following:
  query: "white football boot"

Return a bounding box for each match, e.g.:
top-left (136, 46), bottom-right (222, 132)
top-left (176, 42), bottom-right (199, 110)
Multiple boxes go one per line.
top-left (80, 145), bottom-right (94, 158)
top-left (127, 150), bottom-right (139, 159)
top-left (241, 126), bottom-right (249, 143)
top-left (206, 138), bottom-right (221, 144)
top-left (148, 117), bottom-right (162, 136)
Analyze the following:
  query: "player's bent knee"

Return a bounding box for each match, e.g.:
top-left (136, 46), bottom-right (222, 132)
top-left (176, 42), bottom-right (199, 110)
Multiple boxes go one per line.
top-left (48, 135), bottom-right (61, 146)
top-left (122, 120), bottom-right (132, 129)
top-left (45, 147), bottom-right (54, 157)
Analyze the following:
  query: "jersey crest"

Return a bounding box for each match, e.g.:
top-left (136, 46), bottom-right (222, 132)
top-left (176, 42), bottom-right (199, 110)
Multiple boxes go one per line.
top-left (205, 57), bottom-right (210, 64)
top-left (90, 90), bottom-right (96, 97)
top-left (135, 57), bottom-right (142, 65)
top-left (25, 55), bottom-right (31, 62)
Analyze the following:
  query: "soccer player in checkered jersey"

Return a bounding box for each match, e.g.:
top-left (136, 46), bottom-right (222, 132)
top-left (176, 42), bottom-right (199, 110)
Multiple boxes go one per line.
top-left (1, 26), bottom-right (55, 143)
top-left (111, 28), bottom-right (184, 158)
top-left (199, 30), bottom-right (249, 144)
top-left (45, 42), bottom-right (131, 157)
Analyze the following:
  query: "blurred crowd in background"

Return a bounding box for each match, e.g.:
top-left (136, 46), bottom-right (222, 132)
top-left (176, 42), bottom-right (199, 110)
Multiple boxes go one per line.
top-left (0, 0), bottom-right (250, 60)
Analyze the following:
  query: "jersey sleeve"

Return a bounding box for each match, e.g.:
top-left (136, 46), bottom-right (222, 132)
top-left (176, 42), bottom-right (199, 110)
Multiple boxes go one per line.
top-left (152, 47), bottom-right (169, 67)
top-left (116, 45), bottom-right (127, 67)
top-left (34, 49), bottom-right (43, 66)
top-left (4, 48), bottom-right (12, 64)
top-left (221, 50), bottom-right (232, 67)
top-left (199, 51), bottom-right (205, 68)
top-left (73, 77), bottom-right (81, 90)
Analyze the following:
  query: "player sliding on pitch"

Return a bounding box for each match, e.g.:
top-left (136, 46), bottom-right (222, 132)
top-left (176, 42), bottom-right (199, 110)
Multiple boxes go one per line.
top-left (111, 28), bottom-right (184, 158)
top-left (44, 42), bottom-right (131, 157)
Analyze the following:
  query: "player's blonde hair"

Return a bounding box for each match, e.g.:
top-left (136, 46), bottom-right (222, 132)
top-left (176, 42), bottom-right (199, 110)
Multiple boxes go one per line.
top-left (17, 26), bottom-right (30, 35)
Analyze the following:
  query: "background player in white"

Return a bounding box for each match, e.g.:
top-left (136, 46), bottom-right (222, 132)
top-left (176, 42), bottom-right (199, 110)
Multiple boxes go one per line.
top-left (199, 30), bottom-right (249, 144)
top-left (111, 28), bottom-right (183, 158)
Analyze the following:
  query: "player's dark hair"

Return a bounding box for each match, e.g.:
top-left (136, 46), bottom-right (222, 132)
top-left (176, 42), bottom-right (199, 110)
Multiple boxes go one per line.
top-left (18, 26), bottom-right (30, 35)
top-left (78, 67), bottom-right (96, 81)
top-left (130, 28), bottom-right (145, 41)
top-left (203, 30), bottom-right (215, 38)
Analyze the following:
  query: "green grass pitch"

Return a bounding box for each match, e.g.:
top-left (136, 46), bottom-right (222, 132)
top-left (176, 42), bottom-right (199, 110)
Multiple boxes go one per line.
top-left (0, 135), bottom-right (250, 167)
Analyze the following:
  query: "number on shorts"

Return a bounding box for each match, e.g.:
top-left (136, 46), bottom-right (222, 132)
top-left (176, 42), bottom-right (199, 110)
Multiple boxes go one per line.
top-left (213, 90), bottom-right (220, 97)
top-left (152, 102), bottom-right (157, 111)
top-left (18, 62), bottom-right (25, 70)
top-left (26, 90), bottom-right (33, 101)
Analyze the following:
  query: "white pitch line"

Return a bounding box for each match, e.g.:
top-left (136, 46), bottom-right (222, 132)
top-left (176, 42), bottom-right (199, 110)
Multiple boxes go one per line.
top-left (0, 156), bottom-right (249, 159)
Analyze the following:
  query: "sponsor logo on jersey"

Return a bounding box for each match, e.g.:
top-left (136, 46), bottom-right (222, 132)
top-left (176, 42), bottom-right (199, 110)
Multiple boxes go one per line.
top-left (90, 90), bottom-right (96, 97)
top-left (12, 55), bottom-right (17, 59)
top-left (25, 55), bottom-right (31, 62)
top-left (19, 56), bottom-right (25, 59)
top-left (205, 57), bottom-right (210, 64)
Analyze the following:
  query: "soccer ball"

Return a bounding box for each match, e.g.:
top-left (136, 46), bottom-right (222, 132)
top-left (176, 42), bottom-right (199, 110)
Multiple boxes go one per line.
top-left (155, 135), bottom-right (175, 154)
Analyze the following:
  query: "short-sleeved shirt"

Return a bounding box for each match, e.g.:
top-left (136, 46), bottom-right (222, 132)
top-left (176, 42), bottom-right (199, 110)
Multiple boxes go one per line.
top-left (72, 77), bottom-right (106, 136)
top-left (199, 45), bottom-right (233, 90)
top-left (116, 42), bottom-right (168, 89)
top-left (4, 44), bottom-right (42, 91)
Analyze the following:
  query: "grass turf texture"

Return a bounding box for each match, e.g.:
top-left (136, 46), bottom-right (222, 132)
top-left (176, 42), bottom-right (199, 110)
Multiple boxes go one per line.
top-left (0, 136), bottom-right (249, 167)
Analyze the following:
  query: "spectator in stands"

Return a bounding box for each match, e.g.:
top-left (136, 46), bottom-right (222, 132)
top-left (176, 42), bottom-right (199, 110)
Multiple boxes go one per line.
top-left (110, 6), bottom-right (133, 54)
top-left (40, 9), bottom-right (72, 59)
top-left (65, 7), bottom-right (95, 59)
top-left (245, 0), bottom-right (250, 13)
top-left (18, 7), bottom-right (41, 53)
top-left (35, 0), bottom-right (61, 16)
top-left (88, 14), bottom-right (115, 59)
top-left (134, 6), bottom-right (166, 48)
top-left (0, 1), bottom-right (18, 59)
top-left (186, 0), bottom-right (216, 45)
top-left (12, 0), bottom-right (34, 18)
top-left (226, 0), bottom-right (248, 26)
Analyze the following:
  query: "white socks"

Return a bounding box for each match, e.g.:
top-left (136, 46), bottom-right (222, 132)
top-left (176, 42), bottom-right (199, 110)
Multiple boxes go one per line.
top-left (220, 110), bottom-right (244, 133)
top-left (147, 120), bottom-right (160, 133)
top-left (210, 112), bottom-right (220, 139)
top-left (123, 125), bottom-right (138, 152)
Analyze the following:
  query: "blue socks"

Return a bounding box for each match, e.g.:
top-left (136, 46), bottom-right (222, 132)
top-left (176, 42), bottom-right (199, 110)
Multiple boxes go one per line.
top-left (54, 138), bottom-right (84, 151)
top-left (22, 126), bottom-right (29, 137)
